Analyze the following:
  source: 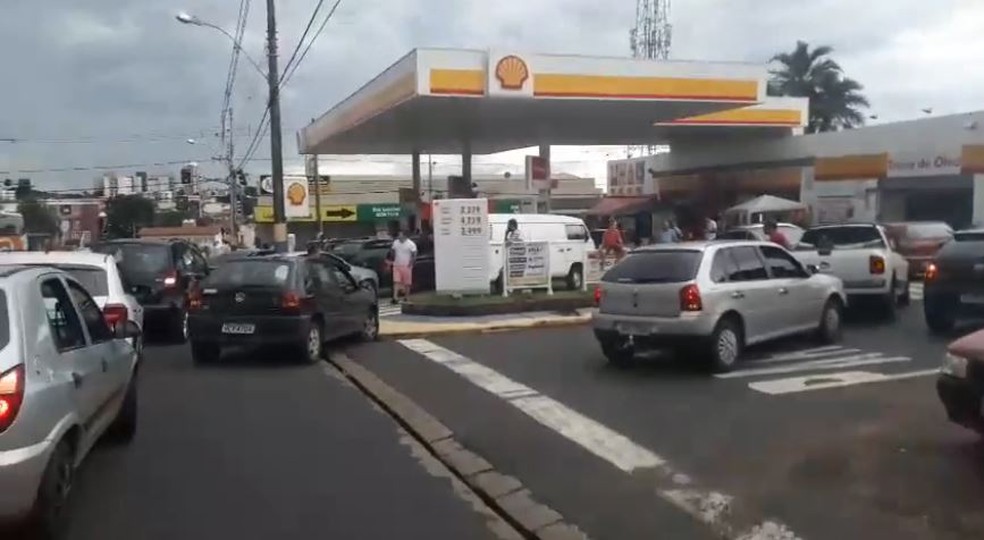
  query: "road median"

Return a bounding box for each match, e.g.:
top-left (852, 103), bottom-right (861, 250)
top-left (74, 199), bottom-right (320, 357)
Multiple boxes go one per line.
top-left (380, 309), bottom-right (591, 339)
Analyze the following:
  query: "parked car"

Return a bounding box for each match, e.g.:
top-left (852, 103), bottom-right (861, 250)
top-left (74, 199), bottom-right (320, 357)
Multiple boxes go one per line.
top-left (922, 228), bottom-right (984, 333)
top-left (187, 253), bottom-right (379, 364)
top-left (332, 237), bottom-right (435, 293)
top-left (592, 241), bottom-right (846, 372)
top-left (884, 221), bottom-right (954, 278)
top-left (792, 223), bottom-right (909, 316)
top-left (489, 214), bottom-right (594, 291)
top-left (0, 251), bottom-right (145, 353)
top-left (0, 266), bottom-right (141, 536)
top-left (215, 248), bottom-right (381, 294)
top-left (716, 222), bottom-right (805, 246)
top-left (90, 239), bottom-right (210, 342)
top-left (937, 328), bottom-right (984, 436)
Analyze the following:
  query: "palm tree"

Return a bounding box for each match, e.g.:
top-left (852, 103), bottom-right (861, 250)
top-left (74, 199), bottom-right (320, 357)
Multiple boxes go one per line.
top-left (769, 41), bottom-right (870, 133)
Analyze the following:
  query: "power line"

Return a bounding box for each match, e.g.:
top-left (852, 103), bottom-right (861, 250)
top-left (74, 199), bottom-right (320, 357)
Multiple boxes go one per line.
top-left (0, 158), bottom-right (214, 175)
top-left (0, 128), bottom-right (250, 145)
top-left (280, 0), bottom-right (327, 85)
top-left (279, 0), bottom-right (343, 88)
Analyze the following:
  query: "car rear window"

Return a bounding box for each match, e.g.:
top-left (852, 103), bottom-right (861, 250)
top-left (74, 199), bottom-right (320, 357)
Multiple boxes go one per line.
top-left (52, 265), bottom-right (109, 296)
top-left (602, 250), bottom-right (702, 284)
top-left (954, 231), bottom-right (984, 242)
top-left (905, 223), bottom-right (953, 239)
top-left (204, 260), bottom-right (294, 288)
top-left (800, 226), bottom-right (885, 249)
top-left (91, 243), bottom-right (171, 274)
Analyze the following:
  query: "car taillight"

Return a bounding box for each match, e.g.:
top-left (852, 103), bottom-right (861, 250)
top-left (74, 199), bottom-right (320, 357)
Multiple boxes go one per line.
top-left (0, 364), bottom-right (25, 434)
top-left (187, 290), bottom-right (204, 312)
top-left (869, 255), bottom-right (886, 274)
top-left (925, 262), bottom-right (939, 282)
top-left (103, 303), bottom-right (128, 328)
top-left (593, 285), bottom-right (603, 306)
top-left (163, 270), bottom-right (178, 288)
top-left (281, 292), bottom-right (302, 313)
top-left (679, 284), bottom-right (702, 312)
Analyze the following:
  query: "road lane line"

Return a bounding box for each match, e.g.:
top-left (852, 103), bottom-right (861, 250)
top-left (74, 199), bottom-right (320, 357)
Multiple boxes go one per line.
top-left (756, 346), bottom-right (861, 363)
top-left (748, 368), bottom-right (939, 395)
top-left (398, 338), bottom-right (803, 539)
top-left (715, 354), bottom-right (909, 379)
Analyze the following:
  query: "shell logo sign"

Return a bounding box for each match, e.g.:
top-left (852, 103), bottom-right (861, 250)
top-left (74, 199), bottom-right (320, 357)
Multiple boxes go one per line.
top-left (488, 52), bottom-right (533, 97)
top-left (284, 179), bottom-right (311, 219)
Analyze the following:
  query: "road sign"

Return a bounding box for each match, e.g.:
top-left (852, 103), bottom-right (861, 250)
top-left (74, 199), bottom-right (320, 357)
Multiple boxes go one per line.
top-left (323, 205), bottom-right (357, 222)
top-left (357, 204), bottom-right (402, 221)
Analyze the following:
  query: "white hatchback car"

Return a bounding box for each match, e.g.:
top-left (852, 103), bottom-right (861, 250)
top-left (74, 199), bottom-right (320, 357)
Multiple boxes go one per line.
top-left (0, 266), bottom-right (141, 537)
top-left (0, 251), bottom-right (144, 352)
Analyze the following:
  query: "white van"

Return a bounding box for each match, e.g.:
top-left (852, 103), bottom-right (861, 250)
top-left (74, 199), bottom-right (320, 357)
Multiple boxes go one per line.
top-left (489, 214), bottom-right (595, 290)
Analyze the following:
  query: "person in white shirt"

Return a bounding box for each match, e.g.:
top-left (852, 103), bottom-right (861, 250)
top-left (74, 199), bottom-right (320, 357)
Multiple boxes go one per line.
top-left (504, 218), bottom-right (524, 243)
top-left (390, 230), bottom-right (417, 304)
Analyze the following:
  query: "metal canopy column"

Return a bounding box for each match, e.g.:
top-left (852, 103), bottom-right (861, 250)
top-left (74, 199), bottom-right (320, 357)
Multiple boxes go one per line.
top-left (539, 143), bottom-right (551, 213)
top-left (462, 141), bottom-right (472, 186)
top-left (411, 150), bottom-right (422, 200)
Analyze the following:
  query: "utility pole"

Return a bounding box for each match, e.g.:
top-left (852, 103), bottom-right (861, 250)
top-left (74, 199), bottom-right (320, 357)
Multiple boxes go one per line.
top-left (309, 153), bottom-right (324, 236)
top-left (266, 0), bottom-right (287, 252)
top-left (227, 106), bottom-right (239, 245)
top-left (427, 154), bottom-right (433, 199)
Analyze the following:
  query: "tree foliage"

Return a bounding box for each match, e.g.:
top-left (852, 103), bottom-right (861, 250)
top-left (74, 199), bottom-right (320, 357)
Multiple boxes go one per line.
top-left (769, 41), bottom-right (870, 133)
top-left (105, 195), bottom-right (155, 239)
top-left (18, 198), bottom-right (59, 235)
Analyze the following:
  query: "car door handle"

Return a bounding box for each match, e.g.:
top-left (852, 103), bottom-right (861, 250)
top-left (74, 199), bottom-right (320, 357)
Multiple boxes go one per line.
top-left (778, 288), bottom-right (789, 295)
top-left (731, 291), bottom-right (745, 299)
top-left (71, 372), bottom-right (83, 388)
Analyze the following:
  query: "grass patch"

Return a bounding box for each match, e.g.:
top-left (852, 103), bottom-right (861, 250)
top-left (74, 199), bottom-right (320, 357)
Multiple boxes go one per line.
top-left (408, 288), bottom-right (593, 306)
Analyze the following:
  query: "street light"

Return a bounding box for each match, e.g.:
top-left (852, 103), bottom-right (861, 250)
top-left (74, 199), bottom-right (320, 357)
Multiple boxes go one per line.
top-left (174, 12), bottom-right (267, 79)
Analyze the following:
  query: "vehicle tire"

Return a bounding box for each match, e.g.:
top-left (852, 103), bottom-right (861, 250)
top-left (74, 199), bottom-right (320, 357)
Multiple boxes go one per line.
top-left (899, 280), bottom-right (911, 306)
top-left (881, 280), bottom-right (899, 319)
top-left (361, 308), bottom-right (380, 342)
top-left (171, 308), bottom-right (189, 344)
top-left (816, 297), bottom-right (843, 344)
top-left (925, 300), bottom-right (956, 334)
top-left (191, 341), bottom-right (220, 365)
top-left (566, 264), bottom-right (584, 291)
top-left (708, 317), bottom-right (743, 373)
top-left (299, 321), bottom-right (323, 364)
top-left (108, 371), bottom-right (138, 444)
top-left (29, 439), bottom-right (74, 540)
top-left (360, 280), bottom-right (377, 296)
top-left (599, 337), bottom-right (634, 368)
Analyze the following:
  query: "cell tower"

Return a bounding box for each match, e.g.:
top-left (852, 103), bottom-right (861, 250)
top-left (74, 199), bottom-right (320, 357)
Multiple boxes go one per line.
top-left (628, 0), bottom-right (672, 157)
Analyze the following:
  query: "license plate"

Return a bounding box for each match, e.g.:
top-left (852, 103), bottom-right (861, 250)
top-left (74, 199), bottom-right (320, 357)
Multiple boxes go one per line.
top-left (616, 322), bottom-right (652, 336)
top-left (961, 294), bottom-right (984, 305)
top-left (221, 323), bottom-right (255, 335)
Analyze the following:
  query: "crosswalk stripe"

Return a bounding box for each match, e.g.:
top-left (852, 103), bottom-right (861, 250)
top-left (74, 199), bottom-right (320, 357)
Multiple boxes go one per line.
top-left (378, 305), bottom-right (402, 318)
top-left (748, 368), bottom-right (938, 395)
top-left (716, 353), bottom-right (910, 379)
top-left (758, 346), bottom-right (861, 363)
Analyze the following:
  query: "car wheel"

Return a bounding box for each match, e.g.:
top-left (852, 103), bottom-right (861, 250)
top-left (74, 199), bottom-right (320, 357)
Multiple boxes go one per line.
top-left (816, 298), bottom-right (843, 344)
top-left (360, 280), bottom-right (377, 296)
top-left (881, 280), bottom-right (898, 319)
top-left (599, 336), bottom-right (634, 368)
top-left (30, 439), bottom-right (74, 539)
top-left (899, 280), bottom-right (911, 306)
top-left (108, 372), bottom-right (138, 444)
top-left (925, 300), bottom-right (956, 334)
top-left (708, 317), bottom-right (743, 373)
top-left (172, 308), bottom-right (189, 344)
top-left (300, 322), bottom-right (323, 364)
top-left (566, 264), bottom-right (584, 291)
top-left (191, 341), bottom-right (220, 365)
top-left (361, 308), bottom-right (380, 342)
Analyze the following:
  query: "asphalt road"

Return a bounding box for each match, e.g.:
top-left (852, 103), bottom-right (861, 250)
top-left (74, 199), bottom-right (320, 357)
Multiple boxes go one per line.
top-left (62, 341), bottom-right (518, 540)
top-left (345, 286), bottom-right (984, 540)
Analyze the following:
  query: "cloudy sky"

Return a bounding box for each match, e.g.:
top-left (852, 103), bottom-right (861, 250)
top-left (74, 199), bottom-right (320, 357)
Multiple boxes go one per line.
top-left (1, 0), bottom-right (982, 190)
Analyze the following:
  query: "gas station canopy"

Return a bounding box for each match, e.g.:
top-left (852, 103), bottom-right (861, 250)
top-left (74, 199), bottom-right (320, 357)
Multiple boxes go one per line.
top-left (297, 48), bottom-right (809, 155)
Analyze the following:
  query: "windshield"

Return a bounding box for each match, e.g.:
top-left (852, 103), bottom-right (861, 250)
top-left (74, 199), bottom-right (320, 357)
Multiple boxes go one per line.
top-left (204, 260), bottom-right (293, 288)
top-left (91, 243), bottom-right (171, 275)
top-left (799, 226), bottom-right (885, 249)
top-left (904, 222), bottom-right (953, 240)
top-left (602, 250), bottom-right (702, 284)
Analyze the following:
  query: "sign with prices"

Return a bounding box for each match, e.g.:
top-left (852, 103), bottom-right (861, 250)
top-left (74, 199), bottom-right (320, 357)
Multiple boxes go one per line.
top-left (505, 241), bottom-right (550, 288)
top-left (433, 198), bottom-right (491, 294)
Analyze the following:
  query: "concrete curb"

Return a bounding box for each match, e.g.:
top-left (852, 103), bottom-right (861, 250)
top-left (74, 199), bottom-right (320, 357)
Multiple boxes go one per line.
top-left (380, 314), bottom-right (591, 340)
top-left (329, 352), bottom-right (591, 540)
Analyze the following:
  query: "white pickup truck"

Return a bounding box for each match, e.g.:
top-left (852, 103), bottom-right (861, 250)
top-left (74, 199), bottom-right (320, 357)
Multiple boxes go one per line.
top-left (792, 223), bottom-right (910, 316)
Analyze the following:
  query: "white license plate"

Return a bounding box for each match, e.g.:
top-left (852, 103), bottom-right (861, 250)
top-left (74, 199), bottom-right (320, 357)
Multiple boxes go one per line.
top-left (961, 294), bottom-right (984, 305)
top-left (616, 322), bottom-right (653, 336)
top-left (221, 323), bottom-right (255, 335)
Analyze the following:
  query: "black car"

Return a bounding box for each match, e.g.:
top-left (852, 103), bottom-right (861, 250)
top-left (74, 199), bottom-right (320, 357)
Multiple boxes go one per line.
top-left (923, 228), bottom-right (984, 333)
top-left (331, 237), bottom-right (436, 293)
top-left (90, 239), bottom-right (209, 342)
top-left (186, 253), bottom-right (379, 364)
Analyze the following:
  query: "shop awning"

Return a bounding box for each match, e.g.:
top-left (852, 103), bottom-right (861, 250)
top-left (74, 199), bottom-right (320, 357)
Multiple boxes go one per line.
top-left (585, 196), bottom-right (657, 216)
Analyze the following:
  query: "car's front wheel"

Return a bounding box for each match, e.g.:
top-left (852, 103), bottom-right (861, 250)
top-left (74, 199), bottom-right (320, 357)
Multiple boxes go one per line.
top-left (816, 298), bottom-right (843, 344)
top-left (30, 439), bottom-right (74, 539)
top-left (361, 308), bottom-right (380, 342)
top-left (708, 317), bottom-right (743, 373)
top-left (298, 322), bottom-right (323, 364)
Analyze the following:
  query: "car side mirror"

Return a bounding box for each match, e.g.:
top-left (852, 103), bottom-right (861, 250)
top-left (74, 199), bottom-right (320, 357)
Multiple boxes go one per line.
top-left (113, 320), bottom-right (141, 340)
top-left (806, 264), bottom-right (820, 275)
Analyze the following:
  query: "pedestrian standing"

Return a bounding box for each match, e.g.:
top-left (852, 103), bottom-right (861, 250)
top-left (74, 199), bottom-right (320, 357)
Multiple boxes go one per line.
top-left (763, 219), bottom-right (791, 250)
top-left (600, 217), bottom-right (624, 266)
top-left (705, 215), bottom-right (718, 240)
top-left (505, 218), bottom-right (523, 243)
top-left (390, 230), bottom-right (418, 304)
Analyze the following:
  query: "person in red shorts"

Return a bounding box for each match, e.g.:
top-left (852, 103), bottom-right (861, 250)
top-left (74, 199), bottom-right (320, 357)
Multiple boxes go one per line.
top-left (764, 219), bottom-right (791, 250)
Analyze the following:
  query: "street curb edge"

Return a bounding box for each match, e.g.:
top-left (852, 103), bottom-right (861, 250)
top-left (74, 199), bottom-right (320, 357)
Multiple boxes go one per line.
top-left (329, 352), bottom-right (591, 540)
top-left (380, 315), bottom-right (591, 340)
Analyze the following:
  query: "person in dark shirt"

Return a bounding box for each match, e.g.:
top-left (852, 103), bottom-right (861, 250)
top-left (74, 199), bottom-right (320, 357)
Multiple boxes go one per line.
top-left (763, 219), bottom-right (791, 249)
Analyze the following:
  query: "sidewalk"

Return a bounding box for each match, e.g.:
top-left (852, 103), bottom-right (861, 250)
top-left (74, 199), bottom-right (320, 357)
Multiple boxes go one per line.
top-left (379, 308), bottom-right (592, 339)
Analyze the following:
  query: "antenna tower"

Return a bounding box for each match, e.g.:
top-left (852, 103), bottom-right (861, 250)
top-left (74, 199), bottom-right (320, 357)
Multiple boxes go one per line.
top-left (628, 0), bottom-right (672, 157)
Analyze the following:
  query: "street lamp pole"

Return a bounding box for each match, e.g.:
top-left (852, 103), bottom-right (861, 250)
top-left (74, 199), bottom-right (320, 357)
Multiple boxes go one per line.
top-left (264, 0), bottom-right (287, 252)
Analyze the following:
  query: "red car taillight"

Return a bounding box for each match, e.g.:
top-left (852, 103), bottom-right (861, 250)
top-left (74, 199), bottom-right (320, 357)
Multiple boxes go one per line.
top-left (281, 292), bottom-right (305, 314)
top-left (679, 284), bottom-right (703, 312)
top-left (869, 255), bottom-right (886, 274)
top-left (0, 364), bottom-right (25, 434)
top-left (593, 286), bottom-right (603, 306)
top-left (187, 289), bottom-right (204, 312)
top-left (925, 262), bottom-right (939, 282)
top-left (102, 303), bottom-right (128, 328)
top-left (162, 270), bottom-right (178, 288)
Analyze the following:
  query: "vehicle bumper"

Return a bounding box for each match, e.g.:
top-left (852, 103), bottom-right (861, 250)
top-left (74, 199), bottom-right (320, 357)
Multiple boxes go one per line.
top-left (0, 439), bottom-right (53, 522)
top-left (842, 277), bottom-right (889, 298)
top-left (905, 257), bottom-right (933, 276)
top-left (188, 314), bottom-right (311, 346)
top-left (591, 311), bottom-right (717, 348)
top-left (937, 374), bottom-right (984, 433)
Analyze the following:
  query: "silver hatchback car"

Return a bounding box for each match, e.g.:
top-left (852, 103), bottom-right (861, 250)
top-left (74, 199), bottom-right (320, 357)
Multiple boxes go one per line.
top-left (592, 240), bottom-right (846, 372)
top-left (0, 266), bottom-right (141, 537)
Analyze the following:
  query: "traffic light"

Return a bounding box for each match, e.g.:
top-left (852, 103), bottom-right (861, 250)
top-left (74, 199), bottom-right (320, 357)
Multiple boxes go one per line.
top-left (180, 166), bottom-right (192, 185)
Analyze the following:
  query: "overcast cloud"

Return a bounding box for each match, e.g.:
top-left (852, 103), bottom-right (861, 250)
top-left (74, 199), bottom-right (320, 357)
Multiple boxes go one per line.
top-left (1, 0), bottom-right (981, 189)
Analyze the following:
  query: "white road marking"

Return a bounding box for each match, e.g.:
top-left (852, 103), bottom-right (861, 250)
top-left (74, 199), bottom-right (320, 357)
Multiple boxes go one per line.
top-left (379, 304), bottom-right (403, 318)
top-left (910, 282), bottom-right (924, 301)
top-left (748, 368), bottom-right (939, 395)
top-left (758, 346), bottom-right (862, 363)
top-left (398, 338), bottom-right (802, 539)
top-left (716, 353), bottom-right (911, 379)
